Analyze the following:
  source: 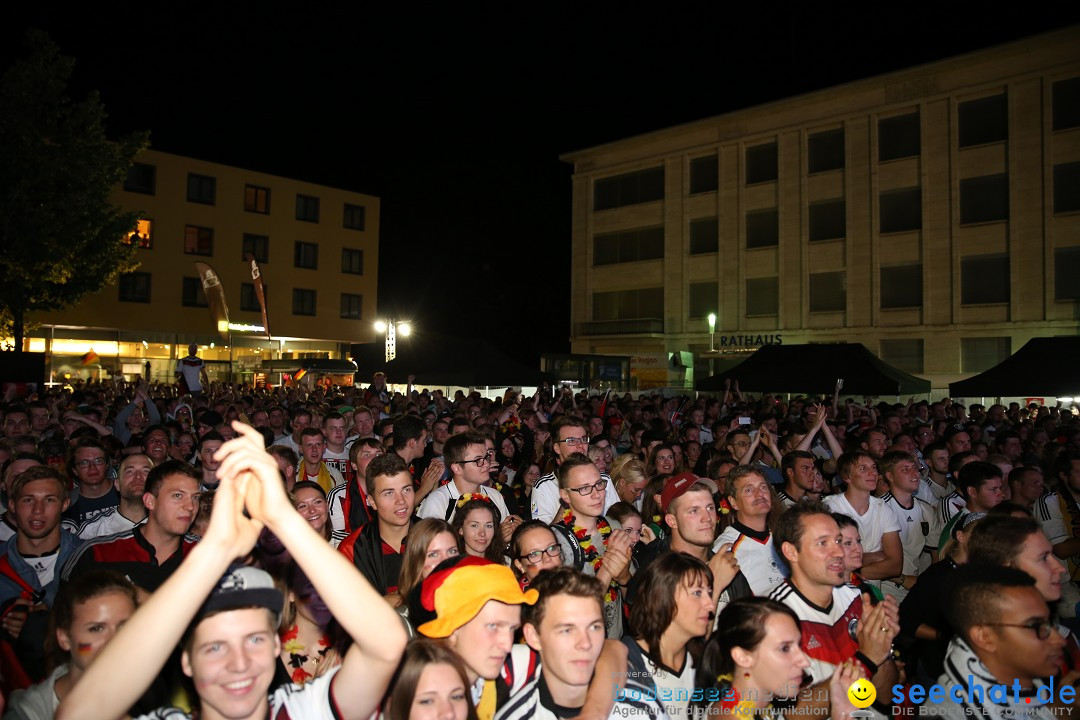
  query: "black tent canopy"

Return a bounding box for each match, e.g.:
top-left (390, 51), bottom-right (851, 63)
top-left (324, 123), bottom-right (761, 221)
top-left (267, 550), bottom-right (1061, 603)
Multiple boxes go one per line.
top-left (696, 343), bottom-right (931, 396)
top-left (949, 336), bottom-right (1080, 398)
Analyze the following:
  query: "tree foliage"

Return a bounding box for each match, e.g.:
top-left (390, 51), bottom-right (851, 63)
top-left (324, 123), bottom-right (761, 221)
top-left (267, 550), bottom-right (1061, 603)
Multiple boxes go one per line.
top-left (0, 30), bottom-right (148, 351)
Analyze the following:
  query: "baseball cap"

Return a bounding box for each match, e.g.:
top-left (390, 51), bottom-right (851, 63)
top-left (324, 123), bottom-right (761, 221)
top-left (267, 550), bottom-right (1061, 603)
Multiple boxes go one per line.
top-left (195, 564), bottom-right (283, 624)
top-left (660, 471), bottom-right (718, 513)
top-left (409, 556), bottom-right (538, 638)
top-left (943, 423), bottom-right (969, 441)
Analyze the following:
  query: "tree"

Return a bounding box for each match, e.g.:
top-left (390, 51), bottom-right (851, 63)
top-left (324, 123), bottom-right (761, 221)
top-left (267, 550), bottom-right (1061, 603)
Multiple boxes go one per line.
top-left (0, 30), bottom-right (148, 352)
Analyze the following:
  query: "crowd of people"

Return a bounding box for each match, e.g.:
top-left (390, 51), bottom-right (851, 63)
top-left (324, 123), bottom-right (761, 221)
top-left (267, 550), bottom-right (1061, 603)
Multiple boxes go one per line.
top-left (0, 365), bottom-right (1077, 720)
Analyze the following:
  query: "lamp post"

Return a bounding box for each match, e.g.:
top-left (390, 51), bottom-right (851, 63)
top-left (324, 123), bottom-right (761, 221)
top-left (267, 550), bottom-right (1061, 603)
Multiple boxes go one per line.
top-left (374, 320), bottom-right (411, 362)
top-left (708, 313), bottom-right (717, 353)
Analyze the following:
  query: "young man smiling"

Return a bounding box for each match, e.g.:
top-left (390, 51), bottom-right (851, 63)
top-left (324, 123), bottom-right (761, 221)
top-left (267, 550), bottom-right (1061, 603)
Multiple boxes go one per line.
top-left (56, 422), bottom-right (407, 720)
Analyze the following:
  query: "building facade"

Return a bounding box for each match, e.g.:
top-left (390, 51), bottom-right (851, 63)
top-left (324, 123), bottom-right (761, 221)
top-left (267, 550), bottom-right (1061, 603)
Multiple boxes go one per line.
top-left (25, 148), bottom-right (379, 384)
top-left (562, 28), bottom-right (1080, 392)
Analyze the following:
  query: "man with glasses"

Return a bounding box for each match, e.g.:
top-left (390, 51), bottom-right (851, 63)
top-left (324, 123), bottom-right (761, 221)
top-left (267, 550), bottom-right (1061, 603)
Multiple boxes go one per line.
top-left (417, 430), bottom-right (512, 530)
top-left (530, 416), bottom-right (617, 523)
top-left (63, 437), bottom-right (118, 525)
top-left (938, 565), bottom-right (1068, 719)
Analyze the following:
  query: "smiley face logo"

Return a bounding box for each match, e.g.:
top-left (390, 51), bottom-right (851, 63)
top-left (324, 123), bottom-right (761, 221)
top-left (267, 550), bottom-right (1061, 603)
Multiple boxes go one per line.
top-left (847, 678), bottom-right (876, 708)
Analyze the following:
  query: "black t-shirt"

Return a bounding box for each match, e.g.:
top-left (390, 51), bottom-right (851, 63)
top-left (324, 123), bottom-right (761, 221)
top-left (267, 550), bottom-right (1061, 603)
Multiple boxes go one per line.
top-left (63, 487), bottom-right (120, 525)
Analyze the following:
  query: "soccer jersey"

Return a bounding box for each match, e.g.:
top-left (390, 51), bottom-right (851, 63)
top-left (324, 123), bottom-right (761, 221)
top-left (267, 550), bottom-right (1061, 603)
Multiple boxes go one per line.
top-left (417, 481), bottom-right (510, 524)
top-left (73, 507), bottom-right (145, 540)
top-left (61, 526), bottom-right (195, 592)
top-left (769, 580), bottom-right (862, 685)
top-left (530, 472), bottom-right (616, 523)
top-left (881, 492), bottom-right (933, 574)
top-left (713, 520), bottom-right (787, 596)
top-left (915, 475), bottom-right (956, 504)
top-left (1035, 490), bottom-right (1080, 582)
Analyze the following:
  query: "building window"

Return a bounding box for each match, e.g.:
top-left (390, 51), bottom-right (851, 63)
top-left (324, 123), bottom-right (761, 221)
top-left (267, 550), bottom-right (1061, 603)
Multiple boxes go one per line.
top-left (878, 112), bottom-right (920, 161)
top-left (343, 203), bottom-right (366, 230)
top-left (293, 288), bottom-right (316, 316)
top-left (809, 271), bottom-right (846, 312)
top-left (689, 155), bottom-right (718, 194)
top-left (242, 233), bottom-right (269, 263)
top-left (184, 225), bottom-right (214, 256)
top-left (746, 208), bottom-right (779, 249)
top-left (689, 217), bottom-right (719, 255)
top-left (961, 254), bottom-right (1009, 305)
top-left (181, 277), bottom-right (208, 307)
top-left (879, 187), bottom-right (921, 233)
top-left (745, 142), bottom-right (778, 185)
top-left (1055, 247), bottom-right (1080, 301)
top-left (123, 218), bottom-right (153, 249)
top-left (1054, 162), bottom-right (1080, 214)
top-left (1052, 77), bottom-right (1080, 131)
top-left (591, 288), bottom-right (664, 321)
top-left (809, 199), bottom-right (845, 242)
top-left (296, 194), bottom-right (320, 223)
top-left (745, 277), bottom-right (779, 316)
top-left (880, 265), bottom-right (923, 309)
top-left (124, 163), bottom-right (156, 195)
top-left (186, 173), bottom-right (216, 205)
top-left (240, 283), bottom-right (266, 312)
top-left (244, 185), bottom-right (270, 214)
top-left (593, 167), bottom-right (665, 211)
top-left (342, 248), bottom-right (364, 275)
top-left (294, 241), bottom-right (318, 269)
top-left (118, 272), bottom-right (151, 303)
top-left (808, 129), bottom-right (844, 173)
top-left (958, 94), bottom-right (1008, 148)
top-left (880, 339), bottom-right (924, 374)
top-left (960, 174), bottom-right (1009, 224)
top-left (340, 293), bottom-right (363, 319)
top-left (688, 282), bottom-right (718, 319)
top-left (961, 337), bottom-right (1010, 373)
top-left (593, 227), bottom-right (664, 266)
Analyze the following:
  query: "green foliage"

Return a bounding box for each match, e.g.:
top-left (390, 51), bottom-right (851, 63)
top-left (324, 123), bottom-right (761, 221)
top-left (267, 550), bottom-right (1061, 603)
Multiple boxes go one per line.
top-left (0, 30), bottom-right (148, 349)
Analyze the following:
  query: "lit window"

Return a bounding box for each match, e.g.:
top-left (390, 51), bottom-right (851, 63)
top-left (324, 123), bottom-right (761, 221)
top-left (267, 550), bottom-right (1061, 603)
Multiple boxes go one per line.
top-left (123, 219), bottom-right (154, 249)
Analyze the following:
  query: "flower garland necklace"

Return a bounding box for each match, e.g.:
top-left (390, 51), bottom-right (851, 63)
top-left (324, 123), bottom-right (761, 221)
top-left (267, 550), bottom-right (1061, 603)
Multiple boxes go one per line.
top-left (558, 506), bottom-right (618, 603)
top-left (281, 623), bottom-right (330, 684)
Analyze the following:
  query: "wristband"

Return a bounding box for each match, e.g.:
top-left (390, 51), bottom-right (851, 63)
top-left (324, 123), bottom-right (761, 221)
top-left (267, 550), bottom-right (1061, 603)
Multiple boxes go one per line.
top-left (854, 651), bottom-right (878, 676)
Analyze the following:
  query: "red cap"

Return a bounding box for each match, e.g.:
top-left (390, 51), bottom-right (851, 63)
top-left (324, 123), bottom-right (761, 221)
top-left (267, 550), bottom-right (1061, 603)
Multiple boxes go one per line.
top-left (660, 471), bottom-right (715, 513)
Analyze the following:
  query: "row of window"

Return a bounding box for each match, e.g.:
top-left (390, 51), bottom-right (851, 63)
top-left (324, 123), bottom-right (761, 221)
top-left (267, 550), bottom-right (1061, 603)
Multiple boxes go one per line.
top-left (122, 224), bottom-right (364, 274)
top-left (876, 337), bottom-right (1011, 375)
top-left (593, 162), bottom-right (1080, 262)
top-left (118, 274), bottom-right (364, 319)
top-left (122, 166), bottom-right (368, 231)
top-left (595, 77), bottom-right (1080, 209)
top-left (591, 247), bottom-right (1080, 321)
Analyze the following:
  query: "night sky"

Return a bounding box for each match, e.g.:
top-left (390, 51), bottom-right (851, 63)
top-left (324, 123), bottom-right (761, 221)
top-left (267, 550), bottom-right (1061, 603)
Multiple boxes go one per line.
top-left (5, 4), bottom-right (1080, 365)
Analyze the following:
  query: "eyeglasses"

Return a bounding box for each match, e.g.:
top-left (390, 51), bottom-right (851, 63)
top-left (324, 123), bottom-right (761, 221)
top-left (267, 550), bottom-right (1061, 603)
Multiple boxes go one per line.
top-left (566, 480), bottom-right (606, 496)
top-left (460, 455), bottom-right (491, 468)
top-left (519, 543), bottom-right (562, 564)
top-left (75, 457), bottom-right (107, 469)
top-left (984, 620), bottom-right (1054, 639)
top-left (730, 440), bottom-right (751, 448)
top-left (555, 436), bottom-right (590, 447)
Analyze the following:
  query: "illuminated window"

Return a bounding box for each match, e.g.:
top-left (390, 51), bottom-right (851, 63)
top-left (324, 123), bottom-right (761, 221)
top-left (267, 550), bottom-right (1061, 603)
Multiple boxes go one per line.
top-left (340, 293), bottom-right (363, 319)
top-left (184, 225), bottom-right (214, 256)
top-left (296, 194), bottom-right (320, 223)
top-left (343, 203), bottom-right (366, 230)
top-left (342, 248), bottom-right (364, 275)
top-left (124, 163), bottom-right (156, 195)
top-left (181, 277), bottom-right (208, 307)
top-left (123, 219), bottom-right (154, 249)
top-left (118, 272), bottom-right (151, 303)
top-left (293, 288), bottom-right (316, 316)
top-left (294, 241), bottom-right (318, 269)
top-left (242, 234), bottom-right (269, 263)
top-left (244, 185), bottom-right (270, 214)
top-left (187, 173), bottom-right (216, 205)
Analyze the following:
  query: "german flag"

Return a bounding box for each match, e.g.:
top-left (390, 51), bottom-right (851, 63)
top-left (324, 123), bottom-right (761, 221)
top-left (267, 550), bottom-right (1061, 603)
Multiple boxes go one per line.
top-left (294, 368), bottom-right (307, 382)
top-left (80, 349), bottom-right (100, 366)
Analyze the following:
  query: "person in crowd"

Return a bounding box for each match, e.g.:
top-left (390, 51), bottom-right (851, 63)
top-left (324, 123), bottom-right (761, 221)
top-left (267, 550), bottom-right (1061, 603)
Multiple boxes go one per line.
top-left (418, 431), bottom-right (514, 534)
top-left (195, 431), bottom-right (224, 491)
top-left (610, 455), bottom-right (648, 508)
top-left (383, 639), bottom-right (477, 720)
top-left (777, 450), bottom-right (820, 508)
top-left (296, 428), bottom-right (343, 494)
top-left (833, 513), bottom-right (883, 602)
top-left (531, 417), bottom-right (616, 524)
top-left (327, 437), bottom-right (383, 536)
top-left (1009, 465), bottom-right (1045, 513)
top-left (606, 501), bottom-right (646, 551)
top-left (56, 421), bottom-right (409, 720)
top-left (1035, 451), bottom-right (1080, 584)
top-left (394, 518), bottom-right (462, 616)
top-left (63, 437), bottom-right (117, 526)
top-left (823, 450), bottom-right (903, 584)
top-left (452, 495), bottom-right (505, 564)
top-left (291, 480), bottom-right (332, 543)
top-left (319, 411), bottom-right (352, 485)
top-left (879, 450), bottom-right (935, 599)
top-left (714, 465), bottom-right (787, 595)
top-left (935, 460), bottom-right (1007, 553)
top-left (74, 453), bottom-right (151, 539)
top-left (278, 561), bottom-right (337, 685)
top-left (508, 520), bottom-right (563, 590)
top-left (266, 444), bottom-right (299, 491)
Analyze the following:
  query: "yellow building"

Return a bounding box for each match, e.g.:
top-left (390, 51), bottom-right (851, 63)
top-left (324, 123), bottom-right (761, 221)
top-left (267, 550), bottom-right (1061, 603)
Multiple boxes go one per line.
top-left (27, 149), bottom-right (379, 384)
top-left (561, 28), bottom-right (1080, 392)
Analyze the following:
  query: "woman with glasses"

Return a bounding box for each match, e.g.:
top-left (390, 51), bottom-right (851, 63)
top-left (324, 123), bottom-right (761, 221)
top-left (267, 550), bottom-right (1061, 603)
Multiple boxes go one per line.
top-left (508, 520), bottom-right (564, 590)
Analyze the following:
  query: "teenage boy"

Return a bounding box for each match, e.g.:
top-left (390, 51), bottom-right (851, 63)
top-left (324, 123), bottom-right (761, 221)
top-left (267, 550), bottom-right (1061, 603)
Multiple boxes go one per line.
top-left (338, 453), bottom-right (414, 596)
top-left (714, 465), bottom-right (787, 595)
top-left (296, 428), bottom-right (344, 494)
top-left (823, 450), bottom-right (902, 582)
top-left (531, 416), bottom-right (616, 523)
top-left (327, 438), bottom-right (383, 536)
top-left (778, 450), bottom-right (820, 508)
top-left (934, 461), bottom-right (1006, 553)
top-left (495, 567), bottom-right (665, 720)
top-left (56, 421), bottom-right (408, 720)
top-left (915, 441), bottom-right (954, 503)
top-left (196, 431), bottom-right (224, 491)
top-left (63, 437), bottom-right (117, 525)
top-left (879, 450), bottom-right (934, 600)
top-left (417, 430), bottom-right (513, 531)
top-left (320, 411), bottom-right (352, 485)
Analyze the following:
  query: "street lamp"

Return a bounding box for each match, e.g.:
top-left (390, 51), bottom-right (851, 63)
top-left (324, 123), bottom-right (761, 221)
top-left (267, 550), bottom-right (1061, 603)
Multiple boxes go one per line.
top-left (708, 313), bottom-right (717, 353)
top-left (375, 320), bottom-right (411, 362)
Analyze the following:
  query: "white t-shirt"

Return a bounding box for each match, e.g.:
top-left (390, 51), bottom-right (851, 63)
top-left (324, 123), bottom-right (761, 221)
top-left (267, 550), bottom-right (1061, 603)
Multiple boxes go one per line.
top-left (416, 481), bottom-right (510, 524)
top-left (823, 492), bottom-right (901, 553)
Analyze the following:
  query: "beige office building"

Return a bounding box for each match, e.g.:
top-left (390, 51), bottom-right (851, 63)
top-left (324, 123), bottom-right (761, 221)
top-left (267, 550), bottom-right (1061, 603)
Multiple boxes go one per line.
top-left (562, 28), bottom-right (1080, 393)
top-left (24, 149), bottom-right (379, 384)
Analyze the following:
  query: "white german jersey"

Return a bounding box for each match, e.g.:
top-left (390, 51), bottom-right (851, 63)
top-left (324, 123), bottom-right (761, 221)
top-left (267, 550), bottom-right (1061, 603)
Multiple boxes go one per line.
top-left (881, 492), bottom-right (933, 574)
top-left (713, 521), bottom-right (787, 596)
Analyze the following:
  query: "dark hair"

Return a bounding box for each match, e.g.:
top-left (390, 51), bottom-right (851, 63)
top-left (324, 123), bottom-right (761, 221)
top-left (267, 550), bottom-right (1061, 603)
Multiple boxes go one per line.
top-left (451, 498), bottom-right (504, 564)
top-left (943, 564), bottom-right (1035, 642)
top-left (607, 501), bottom-right (642, 526)
top-left (392, 414), bottom-right (425, 451)
top-left (198, 431), bottom-right (224, 450)
top-left (692, 597), bottom-right (803, 713)
top-left (966, 515), bottom-right (1041, 568)
top-left (396, 519), bottom-right (460, 602)
top-left (831, 512), bottom-right (858, 532)
top-left (10, 465), bottom-right (66, 499)
top-left (639, 473), bottom-right (671, 527)
top-left (725, 464), bottom-right (767, 499)
top-left (145, 459), bottom-right (201, 496)
top-left (384, 639), bottom-right (478, 720)
top-left (956, 461), bottom-right (1003, 501)
top-left (48, 571), bottom-right (137, 671)
top-left (523, 566), bottom-right (603, 630)
top-left (837, 450), bottom-right (874, 480)
top-left (555, 453), bottom-right (596, 489)
top-left (781, 450), bottom-right (814, 480)
top-left (365, 452), bottom-right (409, 495)
top-left (629, 552), bottom-right (713, 668)
top-left (268, 444), bottom-right (299, 470)
top-left (550, 414), bottom-right (587, 442)
top-left (508, 520), bottom-right (558, 579)
top-left (443, 430), bottom-right (488, 467)
top-left (948, 451), bottom-right (979, 475)
top-left (66, 436), bottom-right (108, 479)
top-left (774, 501), bottom-right (833, 554)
